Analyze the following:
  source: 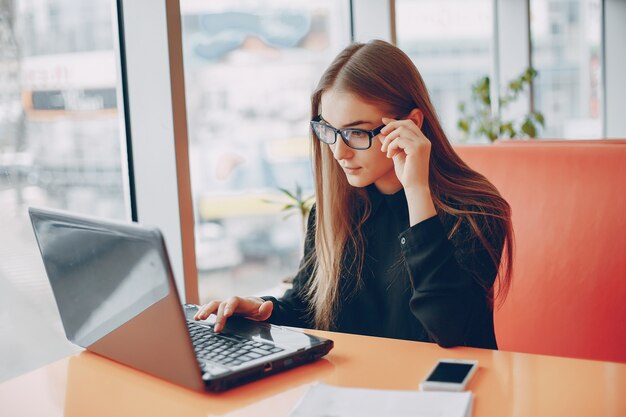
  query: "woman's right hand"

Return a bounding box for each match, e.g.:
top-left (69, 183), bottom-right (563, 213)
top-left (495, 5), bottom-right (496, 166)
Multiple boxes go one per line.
top-left (193, 296), bottom-right (274, 333)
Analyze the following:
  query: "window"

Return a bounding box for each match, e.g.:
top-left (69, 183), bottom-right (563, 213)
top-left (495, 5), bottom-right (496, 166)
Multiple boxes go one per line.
top-left (530, 0), bottom-right (602, 138)
top-left (0, 0), bottom-right (128, 381)
top-left (179, 0), bottom-right (350, 302)
top-left (395, 0), bottom-right (494, 142)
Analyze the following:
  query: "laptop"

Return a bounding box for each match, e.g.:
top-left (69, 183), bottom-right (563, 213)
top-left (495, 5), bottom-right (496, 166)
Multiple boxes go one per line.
top-left (28, 207), bottom-right (333, 392)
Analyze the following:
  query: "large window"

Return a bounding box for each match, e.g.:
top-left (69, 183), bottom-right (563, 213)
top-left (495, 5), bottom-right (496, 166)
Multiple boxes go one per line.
top-left (180, 0), bottom-right (350, 302)
top-left (396, 0), bottom-right (606, 141)
top-left (530, 0), bottom-right (602, 138)
top-left (3, 0), bottom-right (623, 386)
top-left (395, 0), bottom-right (494, 142)
top-left (0, 0), bottom-right (128, 381)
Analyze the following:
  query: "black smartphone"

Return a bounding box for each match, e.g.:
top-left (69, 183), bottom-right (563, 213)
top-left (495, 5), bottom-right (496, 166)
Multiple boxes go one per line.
top-left (419, 359), bottom-right (478, 391)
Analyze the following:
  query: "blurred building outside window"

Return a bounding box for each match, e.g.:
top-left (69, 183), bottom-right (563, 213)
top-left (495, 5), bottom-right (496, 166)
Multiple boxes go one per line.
top-left (179, 0), bottom-right (350, 303)
top-left (530, 0), bottom-right (602, 139)
top-left (395, 0), bottom-right (494, 143)
top-left (396, 0), bottom-right (603, 141)
top-left (0, 0), bottom-right (128, 381)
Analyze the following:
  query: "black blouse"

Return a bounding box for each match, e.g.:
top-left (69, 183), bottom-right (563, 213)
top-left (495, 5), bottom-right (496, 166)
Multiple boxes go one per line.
top-left (262, 185), bottom-right (503, 349)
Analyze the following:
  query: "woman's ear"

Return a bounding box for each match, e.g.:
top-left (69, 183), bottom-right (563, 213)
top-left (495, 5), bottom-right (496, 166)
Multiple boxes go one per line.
top-left (407, 108), bottom-right (424, 129)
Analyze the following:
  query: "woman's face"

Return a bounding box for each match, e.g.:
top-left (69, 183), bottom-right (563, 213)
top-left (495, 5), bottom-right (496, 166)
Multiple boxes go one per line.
top-left (319, 89), bottom-right (402, 194)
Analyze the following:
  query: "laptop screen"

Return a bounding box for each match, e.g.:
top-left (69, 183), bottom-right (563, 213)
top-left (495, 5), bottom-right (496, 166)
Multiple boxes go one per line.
top-left (31, 211), bottom-right (170, 347)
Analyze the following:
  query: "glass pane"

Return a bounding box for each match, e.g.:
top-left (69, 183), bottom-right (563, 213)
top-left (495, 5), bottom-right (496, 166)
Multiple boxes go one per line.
top-left (0, 0), bottom-right (128, 381)
top-left (530, 0), bottom-right (602, 138)
top-left (180, 0), bottom-right (350, 302)
top-left (395, 0), bottom-right (494, 143)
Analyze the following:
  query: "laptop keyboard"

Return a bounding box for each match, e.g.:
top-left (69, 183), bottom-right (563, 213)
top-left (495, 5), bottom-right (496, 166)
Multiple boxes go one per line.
top-left (187, 320), bottom-right (284, 368)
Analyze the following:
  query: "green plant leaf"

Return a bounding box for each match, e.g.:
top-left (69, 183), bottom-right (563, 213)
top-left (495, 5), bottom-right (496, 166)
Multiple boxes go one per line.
top-left (472, 76), bottom-right (491, 107)
top-left (509, 79), bottom-right (522, 92)
top-left (458, 118), bottom-right (470, 133)
top-left (457, 67), bottom-right (543, 142)
top-left (521, 118), bottom-right (537, 138)
top-left (500, 122), bottom-right (515, 138)
top-left (277, 187), bottom-right (297, 201)
top-left (533, 111), bottom-right (545, 127)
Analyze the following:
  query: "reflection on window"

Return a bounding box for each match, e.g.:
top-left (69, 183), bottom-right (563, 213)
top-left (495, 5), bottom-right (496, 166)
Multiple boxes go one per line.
top-left (180, 0), bottom-right (350, 301)
top-left (0, 0), bottom-right (127, 381)
top-left (530, 0), bottom-right (602, 138)
top-left (395, 0), bottom-right (493, 142)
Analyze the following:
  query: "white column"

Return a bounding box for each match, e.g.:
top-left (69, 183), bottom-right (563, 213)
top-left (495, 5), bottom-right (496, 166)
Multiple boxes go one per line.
top-left (496, 0), bottom-right (532, 124)
top-left (351, 0), bottom-right (394, 43)
top-left (117, 0), bottom-right (198, 302)
top-left (604, 0), bottom-right (626, 137)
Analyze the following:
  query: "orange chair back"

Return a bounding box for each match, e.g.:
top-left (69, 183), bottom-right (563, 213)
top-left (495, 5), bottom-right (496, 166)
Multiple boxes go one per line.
top-left (455, 141), bottom-right (626, 362)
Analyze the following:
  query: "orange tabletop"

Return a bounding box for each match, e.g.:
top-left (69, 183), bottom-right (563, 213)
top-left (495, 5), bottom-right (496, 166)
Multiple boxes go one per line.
top-left (1, 329), bottom-right (625, 417)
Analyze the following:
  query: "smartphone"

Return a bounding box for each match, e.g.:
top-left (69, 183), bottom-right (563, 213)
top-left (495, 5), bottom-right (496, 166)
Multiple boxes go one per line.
top-left (419, 359), bottom-right (478, 392)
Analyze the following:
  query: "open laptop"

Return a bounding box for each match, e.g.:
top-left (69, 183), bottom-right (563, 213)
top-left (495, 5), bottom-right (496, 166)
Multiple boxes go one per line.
top-left (28, 207), bottom-right (333, 392)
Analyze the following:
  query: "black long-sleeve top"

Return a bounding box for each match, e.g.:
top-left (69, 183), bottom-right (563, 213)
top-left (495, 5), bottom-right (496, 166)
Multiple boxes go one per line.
top-left (262, 185), bottom-right (503, 349)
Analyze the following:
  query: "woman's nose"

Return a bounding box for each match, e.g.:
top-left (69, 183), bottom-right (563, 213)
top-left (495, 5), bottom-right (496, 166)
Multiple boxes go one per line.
top-left (331, 135), bottom-right (353, 160)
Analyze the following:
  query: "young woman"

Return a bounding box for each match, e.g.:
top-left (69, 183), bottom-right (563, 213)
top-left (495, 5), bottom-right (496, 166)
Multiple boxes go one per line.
top-left (195, 40), bottom-right (513, 349)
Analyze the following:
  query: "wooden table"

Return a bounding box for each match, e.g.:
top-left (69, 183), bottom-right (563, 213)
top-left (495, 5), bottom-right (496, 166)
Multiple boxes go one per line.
top-left (1, 329), bottom-right (625, 416)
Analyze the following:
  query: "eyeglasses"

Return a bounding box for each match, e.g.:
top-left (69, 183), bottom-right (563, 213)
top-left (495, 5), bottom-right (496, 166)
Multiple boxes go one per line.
top-left (310, 115), bottom-right (385, 150)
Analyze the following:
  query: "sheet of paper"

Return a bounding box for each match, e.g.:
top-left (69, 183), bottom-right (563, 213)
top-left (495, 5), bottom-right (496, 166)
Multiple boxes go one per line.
top-left (287, 383), bottom-right (473, 417)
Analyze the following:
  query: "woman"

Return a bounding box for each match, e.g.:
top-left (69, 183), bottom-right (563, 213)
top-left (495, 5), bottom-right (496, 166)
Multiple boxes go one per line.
top-left (195, 40), bottom-right (513, 349)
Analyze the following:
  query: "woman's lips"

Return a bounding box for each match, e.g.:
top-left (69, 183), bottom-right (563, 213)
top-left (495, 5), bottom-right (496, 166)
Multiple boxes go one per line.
top-left (343, 166), bottom-right (361, 174)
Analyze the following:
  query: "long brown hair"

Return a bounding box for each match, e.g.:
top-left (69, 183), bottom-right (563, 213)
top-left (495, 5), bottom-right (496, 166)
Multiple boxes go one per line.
top-left (305, 40), bottom-right (514, 330)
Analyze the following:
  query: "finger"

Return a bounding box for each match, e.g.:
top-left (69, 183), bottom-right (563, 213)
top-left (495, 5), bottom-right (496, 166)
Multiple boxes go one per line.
top-left (384, 125), bottom-right (431, 154)
top-left (381, 116), bottom-right (396, 124)
top-left (194, 300), bottom-right (220, 320)
top-left (380, 117), bottom-right (399, 136)
top-left (196, 300), bottom-right (220, 320)
top-left (252, 300), bottom-right (274, 321)
top-left (379, 128), bottom-right (398, 152)
top-left (380, 126), bottom-right (413, 153)
top-left (386, 136), bottom-right (412, 158)
top-left (223, 296), bottom-right (241, 318)
top-left (214, 301), bottom-right (229, 333)
top-left (387, 135), bottom-right (429, 159)
top-left (381, 119), bottom-right (424, 137)
top-left (380, 117), bottom-right (415, 133)
top-left (381, 117), bottom-right (422, 137)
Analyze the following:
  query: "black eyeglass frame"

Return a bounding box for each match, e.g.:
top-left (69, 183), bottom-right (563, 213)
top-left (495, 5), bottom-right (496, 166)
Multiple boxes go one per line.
top-left (310, 115), bottom-right (386, 150)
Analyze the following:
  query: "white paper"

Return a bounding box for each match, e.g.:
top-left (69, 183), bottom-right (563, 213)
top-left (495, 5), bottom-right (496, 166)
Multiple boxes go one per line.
top-left (287, 383), bottom-right (473, 417)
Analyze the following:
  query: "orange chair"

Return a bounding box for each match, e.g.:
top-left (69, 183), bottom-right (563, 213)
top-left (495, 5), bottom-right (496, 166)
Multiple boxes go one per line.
top-left (455, 140), bottom-right (626, 363)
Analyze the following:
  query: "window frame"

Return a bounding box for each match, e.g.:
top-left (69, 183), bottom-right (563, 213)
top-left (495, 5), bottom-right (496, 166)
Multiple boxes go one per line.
top-left (604, 0), bottom-right (626, 137)
top-left (117, 0), bottom-right (198, 303)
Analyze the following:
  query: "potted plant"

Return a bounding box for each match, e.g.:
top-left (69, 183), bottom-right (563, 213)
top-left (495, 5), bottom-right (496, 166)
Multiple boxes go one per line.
top-left (457, 68), bottom-right (545, 142)
top-left (264, 183), bottom-right (315, 289)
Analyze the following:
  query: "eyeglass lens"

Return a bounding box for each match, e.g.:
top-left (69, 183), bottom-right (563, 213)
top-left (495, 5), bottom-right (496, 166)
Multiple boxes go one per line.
top-left (312, 123), bottom-right (372, 150)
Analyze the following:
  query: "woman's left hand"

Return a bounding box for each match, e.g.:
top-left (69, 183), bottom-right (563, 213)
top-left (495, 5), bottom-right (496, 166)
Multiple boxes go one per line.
top-left (379, 117), bottom-right (432, 191)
